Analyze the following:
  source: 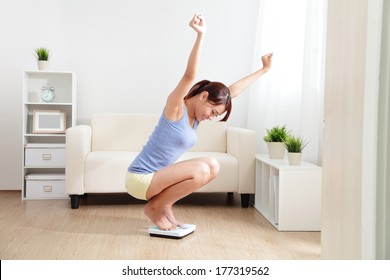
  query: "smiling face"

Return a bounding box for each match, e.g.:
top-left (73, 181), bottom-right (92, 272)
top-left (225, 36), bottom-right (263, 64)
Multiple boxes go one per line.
top-left (185, 80), bottom-right (232, 122)
top-left (195, 91), bottom-right (227, 122)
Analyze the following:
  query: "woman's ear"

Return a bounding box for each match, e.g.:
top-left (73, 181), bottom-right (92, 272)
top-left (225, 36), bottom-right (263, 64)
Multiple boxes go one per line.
top-left (199, 91), bottom-right (209, 101)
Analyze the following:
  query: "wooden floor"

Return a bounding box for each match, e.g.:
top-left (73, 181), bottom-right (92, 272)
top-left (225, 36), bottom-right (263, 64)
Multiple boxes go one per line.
top-left (0, 191), bottom-right (321, 260)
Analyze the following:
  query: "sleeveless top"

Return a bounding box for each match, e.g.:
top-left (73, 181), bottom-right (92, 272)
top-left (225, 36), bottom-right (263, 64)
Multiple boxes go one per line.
top-left (128, 105), bottom-right (198, 174)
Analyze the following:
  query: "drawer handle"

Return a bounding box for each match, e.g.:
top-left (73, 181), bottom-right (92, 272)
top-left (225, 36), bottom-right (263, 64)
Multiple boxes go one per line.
top-left (43, 186), bottom-right (52, 192)
top-left (42, 154), bottom-right (52, 160)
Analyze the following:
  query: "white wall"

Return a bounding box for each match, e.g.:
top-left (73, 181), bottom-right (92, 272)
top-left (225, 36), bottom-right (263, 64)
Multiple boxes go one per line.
top-left (0, 0), bottom-right (260, 189)
top-left (0, 0), bottom-right (32, 190)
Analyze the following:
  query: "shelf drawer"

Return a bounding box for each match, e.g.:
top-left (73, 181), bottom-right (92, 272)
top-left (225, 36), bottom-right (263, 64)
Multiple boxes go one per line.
top-left (25, 144), bottom-right (65, 166)
top-left (25, 174), bottom-right (67, 199)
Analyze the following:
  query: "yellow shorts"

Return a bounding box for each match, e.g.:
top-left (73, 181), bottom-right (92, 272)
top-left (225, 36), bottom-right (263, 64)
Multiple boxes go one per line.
top-left (125, 172), bottom-right (154, 200)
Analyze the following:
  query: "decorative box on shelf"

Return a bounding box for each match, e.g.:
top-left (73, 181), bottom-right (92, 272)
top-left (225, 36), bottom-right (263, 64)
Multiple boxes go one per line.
top-left (25, 173), bottom-right (66, 199)
top-left (254, 154), bottom-right (322, 231)
top-left (24, 143), bottom-right (66, 167)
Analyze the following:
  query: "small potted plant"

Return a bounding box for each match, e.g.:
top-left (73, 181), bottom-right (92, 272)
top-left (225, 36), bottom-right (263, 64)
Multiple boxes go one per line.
top-left (263, 125), bottom-right (290, 159)
top-left (284, 135), bottom-right (308, 165)
top-left (34, 47), bottom-right (50, 70)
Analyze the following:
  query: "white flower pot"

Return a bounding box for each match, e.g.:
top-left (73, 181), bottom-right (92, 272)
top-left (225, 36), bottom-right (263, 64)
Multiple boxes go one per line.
top-left (288, 152), bottom-right (302, 166)
top-left (37, 60), bottom-right (49, 71)
top-left (267, 142), bottom-right (285, 159)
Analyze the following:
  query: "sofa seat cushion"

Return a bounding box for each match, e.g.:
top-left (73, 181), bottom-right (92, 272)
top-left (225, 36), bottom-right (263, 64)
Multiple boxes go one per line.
top-left (84, 151), bottom-right (238, 194)
top-left (84, 151), bottom-right (137, 193)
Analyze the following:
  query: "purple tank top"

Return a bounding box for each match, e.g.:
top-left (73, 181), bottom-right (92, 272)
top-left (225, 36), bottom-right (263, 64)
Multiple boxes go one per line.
top-left (128, 105), bottom-right (198, 174)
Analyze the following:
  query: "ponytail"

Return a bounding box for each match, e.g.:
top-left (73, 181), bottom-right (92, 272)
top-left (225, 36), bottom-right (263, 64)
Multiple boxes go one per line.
top-left (184, 80), bottom-right (210, 100)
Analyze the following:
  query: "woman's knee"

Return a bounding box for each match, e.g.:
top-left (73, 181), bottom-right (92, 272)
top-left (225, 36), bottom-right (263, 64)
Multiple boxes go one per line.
top-left (197, 157), bottom-right (220, 180)
top-left (206, 157), bottom-right (220, 178)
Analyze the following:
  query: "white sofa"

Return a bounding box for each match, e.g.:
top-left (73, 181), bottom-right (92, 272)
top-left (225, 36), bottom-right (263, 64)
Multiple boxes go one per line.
top-left (65, 113), bottom-right (256, 209)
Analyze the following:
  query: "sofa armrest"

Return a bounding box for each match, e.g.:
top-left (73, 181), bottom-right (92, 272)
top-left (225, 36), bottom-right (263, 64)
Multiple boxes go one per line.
top-left (227, 127), bottom-right (256, 194)
top-left (65, 125), bottom-right (92, 195)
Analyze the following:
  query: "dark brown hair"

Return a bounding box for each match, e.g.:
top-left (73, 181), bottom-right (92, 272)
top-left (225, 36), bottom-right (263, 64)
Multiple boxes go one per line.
top-left (184, 80), bottom-right (232, 121)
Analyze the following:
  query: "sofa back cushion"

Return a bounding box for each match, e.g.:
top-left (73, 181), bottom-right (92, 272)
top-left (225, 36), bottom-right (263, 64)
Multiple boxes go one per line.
top-left (91, 113), bottom-right (226, 152)
top-left (190, 120), bottom-right (227, 152)
top-left (91, 113), bottom-right (159, 151)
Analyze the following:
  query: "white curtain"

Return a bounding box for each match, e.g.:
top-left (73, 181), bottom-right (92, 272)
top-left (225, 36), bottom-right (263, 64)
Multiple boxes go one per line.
top-left (247, 0), bottom-right (327, 164)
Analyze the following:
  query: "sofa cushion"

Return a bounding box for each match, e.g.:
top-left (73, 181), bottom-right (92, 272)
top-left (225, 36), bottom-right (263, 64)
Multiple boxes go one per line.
top-left (90, 113), bottom-right (227, 152)
top-left (190, 121), bottom-right (227, 153)
top-left (84, 151), bottom-right (137, 193)
top-left (91, 113), bottom-right (159, 152)
top-left (84, 151), bottom-right (238, 194)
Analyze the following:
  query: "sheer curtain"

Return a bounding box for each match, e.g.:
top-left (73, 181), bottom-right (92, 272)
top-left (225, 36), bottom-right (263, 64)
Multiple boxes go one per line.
top-left (247, 0), bottom-right (327, 164)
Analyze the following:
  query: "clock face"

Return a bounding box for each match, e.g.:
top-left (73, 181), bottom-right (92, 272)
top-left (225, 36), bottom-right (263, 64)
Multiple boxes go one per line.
top-left (40, 86), bottom-right (55, 102)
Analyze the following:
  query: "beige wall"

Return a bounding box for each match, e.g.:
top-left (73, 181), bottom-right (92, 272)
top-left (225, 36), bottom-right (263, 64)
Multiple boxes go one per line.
top-left (322, 0), bottom-right (383, 259)
top-left (322, 0), bottom-right (366, 259)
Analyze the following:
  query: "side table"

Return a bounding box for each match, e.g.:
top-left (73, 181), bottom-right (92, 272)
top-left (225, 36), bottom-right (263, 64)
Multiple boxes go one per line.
top-left (254, 154), bottom-right (322, 231)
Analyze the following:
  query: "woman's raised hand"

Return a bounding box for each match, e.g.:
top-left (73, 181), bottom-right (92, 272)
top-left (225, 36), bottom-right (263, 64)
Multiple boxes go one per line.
top-left (189, 14), bottom-right (207, 35)
top-left (261, 53), bottom-right (273, 72)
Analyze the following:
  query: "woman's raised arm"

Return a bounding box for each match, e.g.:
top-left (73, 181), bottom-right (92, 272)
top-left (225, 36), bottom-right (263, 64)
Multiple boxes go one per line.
top-left (228, 53), bottom-right (273, 99)
top-left (165, 14), bottom-right (207, 121)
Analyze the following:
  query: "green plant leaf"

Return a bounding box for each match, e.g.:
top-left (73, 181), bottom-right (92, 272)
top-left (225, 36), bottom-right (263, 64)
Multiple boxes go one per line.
top-left (34, 47), bottom-right (50, 61)
top-left (263, 125), bottom-right (290, 142)
top-left (284, 135), bottom-right (308, 153)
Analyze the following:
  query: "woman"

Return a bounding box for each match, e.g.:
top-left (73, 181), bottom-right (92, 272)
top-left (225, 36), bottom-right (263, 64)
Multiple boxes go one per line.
top-left (126, 14), bottom-right (273, 230)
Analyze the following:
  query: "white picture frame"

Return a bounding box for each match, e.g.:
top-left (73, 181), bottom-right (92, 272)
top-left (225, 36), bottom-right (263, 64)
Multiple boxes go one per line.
top-left (32, 110), bottom-right (66, 134)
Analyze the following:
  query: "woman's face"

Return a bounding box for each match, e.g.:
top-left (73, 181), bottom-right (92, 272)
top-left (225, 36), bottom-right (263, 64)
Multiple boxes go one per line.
top-left (195, 91), bottom-right (227, 122)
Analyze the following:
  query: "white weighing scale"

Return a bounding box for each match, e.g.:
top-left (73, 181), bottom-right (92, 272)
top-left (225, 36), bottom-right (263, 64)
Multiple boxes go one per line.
top-left (148, 224), bottom-right (196, 239)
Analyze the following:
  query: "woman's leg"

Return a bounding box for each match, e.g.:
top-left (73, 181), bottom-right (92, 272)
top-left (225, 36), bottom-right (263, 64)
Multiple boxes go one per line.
top-left (144, 157), bottom-right (220, 230)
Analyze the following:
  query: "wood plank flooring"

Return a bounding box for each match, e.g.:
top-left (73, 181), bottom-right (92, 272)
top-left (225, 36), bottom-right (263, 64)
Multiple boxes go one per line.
top-left (0, 191), bottom-right (320, 259)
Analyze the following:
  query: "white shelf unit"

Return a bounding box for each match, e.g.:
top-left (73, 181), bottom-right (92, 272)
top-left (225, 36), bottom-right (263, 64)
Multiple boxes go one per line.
top-left (22, 71), bottom-right (76, 200)
top-left (254, 154), bottom-right (322, 231)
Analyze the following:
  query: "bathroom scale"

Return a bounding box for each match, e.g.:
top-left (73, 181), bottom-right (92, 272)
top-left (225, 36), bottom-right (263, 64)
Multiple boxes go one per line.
top-left (148, 224), bottom-right (196, 239)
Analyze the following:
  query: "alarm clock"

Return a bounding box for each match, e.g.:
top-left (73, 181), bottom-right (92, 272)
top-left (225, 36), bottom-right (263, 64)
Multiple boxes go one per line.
top-left (40, 85), bottom-right (55, 102)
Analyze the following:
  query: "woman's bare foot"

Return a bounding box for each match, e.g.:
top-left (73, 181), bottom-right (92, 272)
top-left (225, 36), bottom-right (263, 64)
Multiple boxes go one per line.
top-left (144, 201), bottom-right (176, 230)
top-left (164, 205), bottom-right (184, 227)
